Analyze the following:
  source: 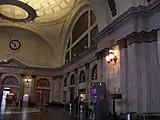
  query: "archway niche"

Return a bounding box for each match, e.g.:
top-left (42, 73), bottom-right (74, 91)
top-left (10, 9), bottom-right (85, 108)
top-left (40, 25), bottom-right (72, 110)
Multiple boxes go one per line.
top-left (1, 76), bottom-right (19, 106)
top-left (35, 78), bottom-right (50, 105)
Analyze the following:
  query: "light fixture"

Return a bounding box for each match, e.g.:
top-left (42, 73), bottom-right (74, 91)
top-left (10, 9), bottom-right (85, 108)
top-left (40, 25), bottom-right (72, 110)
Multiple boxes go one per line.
top-left (105, 48), bottom-right (117, 64)
top-left (4, 60), bottom-right (7, 62)
top-left (25, 77), bottom-right (31, 83)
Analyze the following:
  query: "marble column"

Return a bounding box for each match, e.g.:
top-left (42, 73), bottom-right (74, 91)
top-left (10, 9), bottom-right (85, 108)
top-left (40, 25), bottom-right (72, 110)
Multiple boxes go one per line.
top-left (20, 74), bottom-right (25, 100)
top-left (66, 72), bottom-right (70, 102)
top-left (74, 68), bottom-right (78, 97)
top-left (119, 30), bottom-right (158, 113)
top-left (118, 38), bottom-right (129, 113)
top-left (0, 73), bottom-right (3, 97)
top-left (31, 75), bottom-right (36, 103)
top-left (95, 48), bottom-right (109, 82)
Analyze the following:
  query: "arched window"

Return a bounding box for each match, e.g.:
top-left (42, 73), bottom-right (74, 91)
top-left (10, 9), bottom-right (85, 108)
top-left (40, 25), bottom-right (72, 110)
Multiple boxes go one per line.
top-left (107, 0), bottom-right (117, 17)
top-left (65, 9), bottom-right (99, 64)
top-left (36, 78), bottom-right (50, 88)
top-left (2, 76), bottom-right (18, 86)
top-left (79, 70), bottom-right (86, 83)
top-left (92, 65), bottom-right (97, 80)
top-left (64, 77), bottom-right (67, 87)
top-left (70, 74), bottom-right (75, 85)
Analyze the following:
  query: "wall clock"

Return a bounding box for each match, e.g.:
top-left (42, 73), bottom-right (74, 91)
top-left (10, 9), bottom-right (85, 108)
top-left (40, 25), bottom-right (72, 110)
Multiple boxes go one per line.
top-left (9, 39), bottom-right (21, 50)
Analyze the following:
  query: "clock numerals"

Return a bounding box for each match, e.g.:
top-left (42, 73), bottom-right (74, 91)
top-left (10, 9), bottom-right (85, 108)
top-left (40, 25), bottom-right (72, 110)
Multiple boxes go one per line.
top-left (9, 40), bottom-right (21, 50)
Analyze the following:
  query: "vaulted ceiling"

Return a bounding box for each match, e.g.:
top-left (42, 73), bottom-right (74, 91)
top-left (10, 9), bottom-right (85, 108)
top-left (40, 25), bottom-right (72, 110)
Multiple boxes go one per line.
top-left (0, 0), bottom-right (89, 66)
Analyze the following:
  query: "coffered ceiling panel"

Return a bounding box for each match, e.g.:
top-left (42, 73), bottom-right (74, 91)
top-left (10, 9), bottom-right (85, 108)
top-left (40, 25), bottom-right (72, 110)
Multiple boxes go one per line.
top-left (0, 0), bottom-right (75, 22)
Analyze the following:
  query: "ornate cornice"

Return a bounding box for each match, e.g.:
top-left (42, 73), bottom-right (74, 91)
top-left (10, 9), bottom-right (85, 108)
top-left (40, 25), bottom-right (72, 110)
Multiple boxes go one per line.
top-left (127, 30), bottom-right (157, 45)
top-left (53, 75), bottom-right (63, 79)
top-left (118, 30), bottom-right (157, 49)
top-left (62, 44), bottom-right (97, 68)
top-left (94, 0), bottom-right (160, 45)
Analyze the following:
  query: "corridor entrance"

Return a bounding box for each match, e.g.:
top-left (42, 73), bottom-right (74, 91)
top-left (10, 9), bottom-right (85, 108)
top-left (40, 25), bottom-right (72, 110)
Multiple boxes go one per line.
top-left (35, 78), bottom-right (50, 105)
top-left (0, 76), bottom-right (19, 107)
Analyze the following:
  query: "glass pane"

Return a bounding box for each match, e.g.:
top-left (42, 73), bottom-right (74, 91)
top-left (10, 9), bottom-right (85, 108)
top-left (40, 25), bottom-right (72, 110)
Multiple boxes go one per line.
top-left (91, 26), bottom-right (98, 44)
top-left (71, 35), bottom-right (88, 60)
top-left (67, 38), bottom-right (70, 49)
top-left (65, 51), bottom-right (70, 64)
top-left (72, 11), bottom-right (88, 43)
top-left (90, 10), bottom-right (96, 26)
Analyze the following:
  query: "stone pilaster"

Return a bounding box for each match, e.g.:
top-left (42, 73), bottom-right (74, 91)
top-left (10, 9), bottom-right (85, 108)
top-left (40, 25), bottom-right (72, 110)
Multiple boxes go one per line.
top-left (66, 72), bottom-right (70, 102)
top-left (74, 68), bottom-right (78, 97)
top-left (0, 73), bottom-right (3, 97)
top-left (118, 38), bottom-right (129, 112)
top-left (85, 63), bottom-right (90, 103)
top-left (95, 48), bottom-right (109, 82)
top-left (20, 74), bottom-right (25, 100)
top-left (118, 30), bottom-right (158, 113)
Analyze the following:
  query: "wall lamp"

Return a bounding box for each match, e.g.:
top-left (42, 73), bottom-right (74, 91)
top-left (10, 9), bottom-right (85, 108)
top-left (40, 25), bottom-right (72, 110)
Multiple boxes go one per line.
top-left (24, 77), bottom-right (31, 83)
top-left (105, 48), bottom-right (117, 64)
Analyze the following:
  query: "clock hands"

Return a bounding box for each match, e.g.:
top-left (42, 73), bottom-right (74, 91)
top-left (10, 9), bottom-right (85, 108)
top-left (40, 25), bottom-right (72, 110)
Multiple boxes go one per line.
top-left (12, 42), bottom-right (17, 48)
top-left (9, 40), bottom-right (21, 50)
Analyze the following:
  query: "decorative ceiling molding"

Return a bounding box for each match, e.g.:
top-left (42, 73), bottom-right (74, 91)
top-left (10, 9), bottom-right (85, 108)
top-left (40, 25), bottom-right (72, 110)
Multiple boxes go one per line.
top-left (0, 0), bottom-right (37, 22)
top-left (0, 0), bottom-right (75, 23)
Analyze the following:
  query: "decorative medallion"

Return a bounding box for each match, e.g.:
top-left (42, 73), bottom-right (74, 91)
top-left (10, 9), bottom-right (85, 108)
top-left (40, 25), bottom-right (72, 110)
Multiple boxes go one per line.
top-left (9, 39), bottom-right (21, 50)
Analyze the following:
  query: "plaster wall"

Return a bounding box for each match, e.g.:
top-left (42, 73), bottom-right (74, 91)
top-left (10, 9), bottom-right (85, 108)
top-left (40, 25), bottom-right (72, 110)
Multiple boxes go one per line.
top-left (0, 27), bottom-right (55, 67)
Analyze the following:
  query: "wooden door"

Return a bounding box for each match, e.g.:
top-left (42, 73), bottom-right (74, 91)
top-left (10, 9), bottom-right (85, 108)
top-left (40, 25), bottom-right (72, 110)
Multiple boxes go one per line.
top-left (35, 89), bottom-right (49, 105)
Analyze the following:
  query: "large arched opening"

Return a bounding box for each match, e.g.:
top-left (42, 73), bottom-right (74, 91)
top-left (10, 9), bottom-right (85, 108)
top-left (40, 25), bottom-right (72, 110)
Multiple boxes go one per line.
top-left (1, 76), bottom-right (19, 107)
top-left (35, 78), bottom-right (50, 105)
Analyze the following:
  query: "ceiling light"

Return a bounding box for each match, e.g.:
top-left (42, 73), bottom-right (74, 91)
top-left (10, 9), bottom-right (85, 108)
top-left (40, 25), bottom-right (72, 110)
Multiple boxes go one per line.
top-left (0, 0), bottom-right (37, 22)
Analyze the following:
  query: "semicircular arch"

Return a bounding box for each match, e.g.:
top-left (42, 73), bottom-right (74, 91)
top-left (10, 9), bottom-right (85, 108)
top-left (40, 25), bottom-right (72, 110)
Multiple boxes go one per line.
top-left (36, 78), bottom-right (50, 89)
top-left (59, 1), bottom-right (91, 64)
top-left (1, 76), bottom-right (19, 88)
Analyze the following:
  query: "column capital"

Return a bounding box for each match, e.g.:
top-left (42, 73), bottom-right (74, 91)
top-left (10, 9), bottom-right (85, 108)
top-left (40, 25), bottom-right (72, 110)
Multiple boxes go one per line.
top-left (118, 38), bottom-right (127, 50)
top-left (74, 68), bottom-right (78, 73)
top-left (31, 75), bottom-right (36, 79)
top-left (85, 63), bottom-right (89, 69)
top-left (21, 74), bottom-right (25, 78)
top-left (66, 72), bottom-right (70, 77)
top-left (53, 75), bottom-right (63, 79)
top-left (95, 47), bottom-right (109, 59)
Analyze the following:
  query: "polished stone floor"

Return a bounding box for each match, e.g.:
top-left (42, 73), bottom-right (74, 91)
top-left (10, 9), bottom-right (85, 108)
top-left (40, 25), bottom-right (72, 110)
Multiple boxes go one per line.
top-left (0, 107), bottom-right (70, 120)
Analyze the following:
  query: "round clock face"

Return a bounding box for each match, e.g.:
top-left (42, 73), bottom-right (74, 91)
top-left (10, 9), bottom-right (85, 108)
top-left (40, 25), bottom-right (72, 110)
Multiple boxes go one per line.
top-left (9, 40), bottom-right (21, 50)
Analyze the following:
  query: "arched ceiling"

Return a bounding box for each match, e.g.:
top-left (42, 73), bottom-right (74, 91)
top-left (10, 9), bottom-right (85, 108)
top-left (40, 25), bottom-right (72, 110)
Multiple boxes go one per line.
top-left (0, 0), bottom-right (90, 66)
top-left (0, 0), bottom-right (75, 23)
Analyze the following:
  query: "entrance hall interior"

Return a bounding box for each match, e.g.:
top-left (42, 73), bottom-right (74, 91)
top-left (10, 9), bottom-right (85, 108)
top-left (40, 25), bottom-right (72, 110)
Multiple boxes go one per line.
top-left (0, 0), bottom-right (160, 120)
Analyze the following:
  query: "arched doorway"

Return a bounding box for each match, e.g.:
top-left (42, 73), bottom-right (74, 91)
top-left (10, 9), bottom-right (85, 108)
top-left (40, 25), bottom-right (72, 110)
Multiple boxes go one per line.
top-left (35, 78), bottom-right (50, 105)
top-left (1, 76), bottom-right (19, 107)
